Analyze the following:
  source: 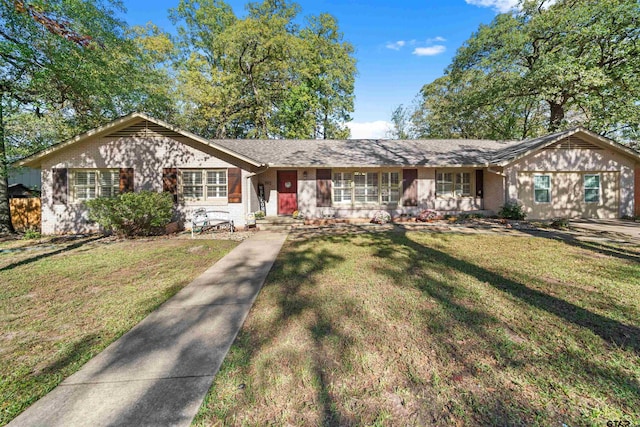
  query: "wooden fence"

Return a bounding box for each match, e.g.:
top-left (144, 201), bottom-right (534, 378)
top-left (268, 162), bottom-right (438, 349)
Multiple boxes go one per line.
top-left (10, 198), bottom-right (41, 231)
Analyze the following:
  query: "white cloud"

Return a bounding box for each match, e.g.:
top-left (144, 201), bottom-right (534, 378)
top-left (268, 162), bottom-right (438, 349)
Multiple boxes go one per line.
top-left (465, 0), bottom-right (519, 13)
top-left (385, 40), bottom-right (406, 50)
top-left (426, 36), bottom-right (447, 43)
top-left (412, 45), bottom-right (446, 56)
top-left (347, 121), bottom-right (392, 139)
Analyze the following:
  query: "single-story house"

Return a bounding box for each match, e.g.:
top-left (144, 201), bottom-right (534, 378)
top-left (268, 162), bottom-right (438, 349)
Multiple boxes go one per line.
top-left (16, 112), bottom-right (640, 234)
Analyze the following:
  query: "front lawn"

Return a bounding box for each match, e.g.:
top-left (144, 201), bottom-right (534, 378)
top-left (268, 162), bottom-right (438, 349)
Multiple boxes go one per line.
top-left (0, 236), bottom-right (237, 426)
top-left (195, 231), bottom-right (639, 426)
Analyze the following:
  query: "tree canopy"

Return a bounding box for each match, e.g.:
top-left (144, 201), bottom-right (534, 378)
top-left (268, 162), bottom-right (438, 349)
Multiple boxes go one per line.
top-left (0, 0), bottom-right (174, 232)
top-left (170, 0), bottom-right (356, 139)
top-left (409, 0), bottom-right (640, 142)
top-left (0, 0), bottom-right (356, 233)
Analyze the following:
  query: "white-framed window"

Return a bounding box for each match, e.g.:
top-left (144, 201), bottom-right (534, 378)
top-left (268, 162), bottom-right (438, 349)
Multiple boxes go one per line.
top-left (436, 171), bottom-right (471, 197)
top-left (454, 172), bottom-right (471, 196)
top-left (180, 169), bottom-right (227, 200)
top-left (381, 171), bottom-right (400, 204)
top-left (206, 170), bottom-right (227, 198)
top-left (331, 170), bottom-right (400, 206)
top-left (533, 175), bottom-right (551, 203)
top-left (584, 174), bottom-right (600, 203)
top-left (354, 172), bottom-right (379, 204)
top-left (333, 172), bottom-right (353, 204)
top-left (72, 169), bottom-right (119, 201)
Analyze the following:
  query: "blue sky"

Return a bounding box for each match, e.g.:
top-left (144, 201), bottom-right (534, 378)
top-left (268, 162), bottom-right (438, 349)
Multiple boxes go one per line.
top-left (120, 0), bottom-right (517, 138)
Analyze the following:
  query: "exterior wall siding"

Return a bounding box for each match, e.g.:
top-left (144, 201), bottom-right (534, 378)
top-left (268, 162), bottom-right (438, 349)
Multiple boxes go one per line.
top-left (41, 135), bottom-right (250, 234)
top-left (505, 148), bottom-right (635, 219)
top-left (483, 169), bottom-right (505, 213)
top-left (255, 167), bottom-right (490, 220)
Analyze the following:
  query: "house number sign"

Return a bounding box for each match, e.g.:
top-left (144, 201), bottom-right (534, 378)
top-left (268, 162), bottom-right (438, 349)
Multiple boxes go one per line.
top-left (284, 181), bottom-right (292, 189)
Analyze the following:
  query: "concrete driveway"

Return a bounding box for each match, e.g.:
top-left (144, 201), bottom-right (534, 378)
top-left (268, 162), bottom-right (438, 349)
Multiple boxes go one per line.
top-left (569, 219), bottom-right (640, 241)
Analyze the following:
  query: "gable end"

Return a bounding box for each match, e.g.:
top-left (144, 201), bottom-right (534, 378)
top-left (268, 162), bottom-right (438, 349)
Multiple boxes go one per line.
top-left (106, 120), bottom-right (184, 139)
top-left (543, 136), bottom-right (603, 150)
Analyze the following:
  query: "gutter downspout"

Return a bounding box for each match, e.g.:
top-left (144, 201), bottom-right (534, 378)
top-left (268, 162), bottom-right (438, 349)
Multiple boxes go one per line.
top-left (244, 165), bottom-right (270, 226)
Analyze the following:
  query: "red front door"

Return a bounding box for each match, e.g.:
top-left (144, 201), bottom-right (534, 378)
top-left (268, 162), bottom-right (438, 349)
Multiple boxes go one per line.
top-left (278, 170), bottom-right (298, 215)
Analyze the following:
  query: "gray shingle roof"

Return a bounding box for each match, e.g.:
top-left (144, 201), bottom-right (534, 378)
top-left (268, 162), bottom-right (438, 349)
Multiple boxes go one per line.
top-left (213, 138), bottom-right (521, 167)
top-left (491, 128), bottom-right (577, 165)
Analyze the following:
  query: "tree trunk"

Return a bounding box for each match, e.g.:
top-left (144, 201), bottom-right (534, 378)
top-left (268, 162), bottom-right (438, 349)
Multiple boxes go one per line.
top-left (548, 101), bottom-right (565, 133)
top-left (0, 93), bottom-right (16, 234)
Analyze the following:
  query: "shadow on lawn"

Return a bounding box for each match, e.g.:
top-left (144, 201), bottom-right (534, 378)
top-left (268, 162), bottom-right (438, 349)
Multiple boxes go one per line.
top-left (0, 236), bottom-right (104, 272)
top-left (292, 229), bottom-right (639, 424)
top-left (192, 245), bottom-right (357, 426)
top-left (519, 227), bottom-right (640, 263)
top-left (312, 229), bottom-right (639, 354)
top-left (195, 229), bottom-right (639, 426)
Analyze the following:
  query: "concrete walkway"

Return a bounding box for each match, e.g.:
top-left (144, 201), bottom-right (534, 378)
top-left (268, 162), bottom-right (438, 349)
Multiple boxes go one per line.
top-left (569, 219), bottom-right (640, 241)
top-left (9, 231), bottom-right (288, 427)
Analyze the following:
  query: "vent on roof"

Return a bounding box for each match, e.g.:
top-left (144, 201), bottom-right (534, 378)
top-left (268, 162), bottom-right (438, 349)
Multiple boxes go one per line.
top-left (106, 120), bottom-right (183, 139)
top-left (543, 136), bottom-right (603, 150)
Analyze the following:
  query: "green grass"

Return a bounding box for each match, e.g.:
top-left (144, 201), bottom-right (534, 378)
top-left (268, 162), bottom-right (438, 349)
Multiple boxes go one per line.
top-left (0, 236), bottom-right (237, 426)
top-left (194, 231), bottom-right (640, 426)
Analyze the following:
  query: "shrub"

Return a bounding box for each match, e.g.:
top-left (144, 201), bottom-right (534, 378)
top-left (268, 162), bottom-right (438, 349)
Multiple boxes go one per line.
top-left (254, 211), bottom-right (265, 219)
top-left (370, 211), bottom-right (392, 224)
top-left (498, 202), bottom-right (526, 220)
top-left (22, 227), bottom-right (41, 240)
top-left (86, 191), bottom-right (174, 237)
top-left (417, 209), bottom-right (440, 222)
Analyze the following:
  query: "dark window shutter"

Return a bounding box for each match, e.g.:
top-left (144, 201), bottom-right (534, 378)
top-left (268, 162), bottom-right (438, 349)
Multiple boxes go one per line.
top-left (475, 169), bottom-right (484, 198)
top-left (228, 168), bottom-right (242, 203)
top-left (52, 168), bottom-right (68, 205)
top-left (119, 168), bottom-right (134, 193)
top-left (316, 169), bottom-right (332, 207)
top-left (162, 168), bottom-right (178, 203)
top-left (403, 168), bottom-right (418, 207)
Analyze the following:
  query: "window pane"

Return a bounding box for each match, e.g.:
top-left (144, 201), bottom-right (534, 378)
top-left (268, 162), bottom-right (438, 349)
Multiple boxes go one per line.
top-left (184, 186), bottom-right (203, 198)
top-left (584, 175), bottom-right (600, 189)
top-left (101, 186), bottom-right (115, 198)
top-left (75, 171), bottom-right (96, 186)
top-left (584, 175), bottom-right (600, 203)
top-left (437, 172), bottom-right (453, 195)
top-left (384, 188), bottom-right (400, 203)
top-left (585, 189), bottom-right (599, 203)
top-left (100, 172), bottom-right (116, 186)
top-left (206, 185), bottom-right (227, 198)
top-left (207, 171), bottom-right (226, 185)
top-left (534, 175), bottom-right (550, 190)
top-left (333, 172), bottom-right (352, 203)
top-left (183, 172), bottom-right (202, 186)
top-left (455, 173), bottom-right (471, 196)
top-left (534, 189), bottom-right (550, 203)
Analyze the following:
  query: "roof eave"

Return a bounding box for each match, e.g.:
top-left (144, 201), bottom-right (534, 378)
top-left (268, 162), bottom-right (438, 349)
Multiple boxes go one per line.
top-left (496, 127), bottom-right (640, 167)
top-left (15, 112), bottom-right (263, 169)
top-left (266, 163), bottom-right (493, 169)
